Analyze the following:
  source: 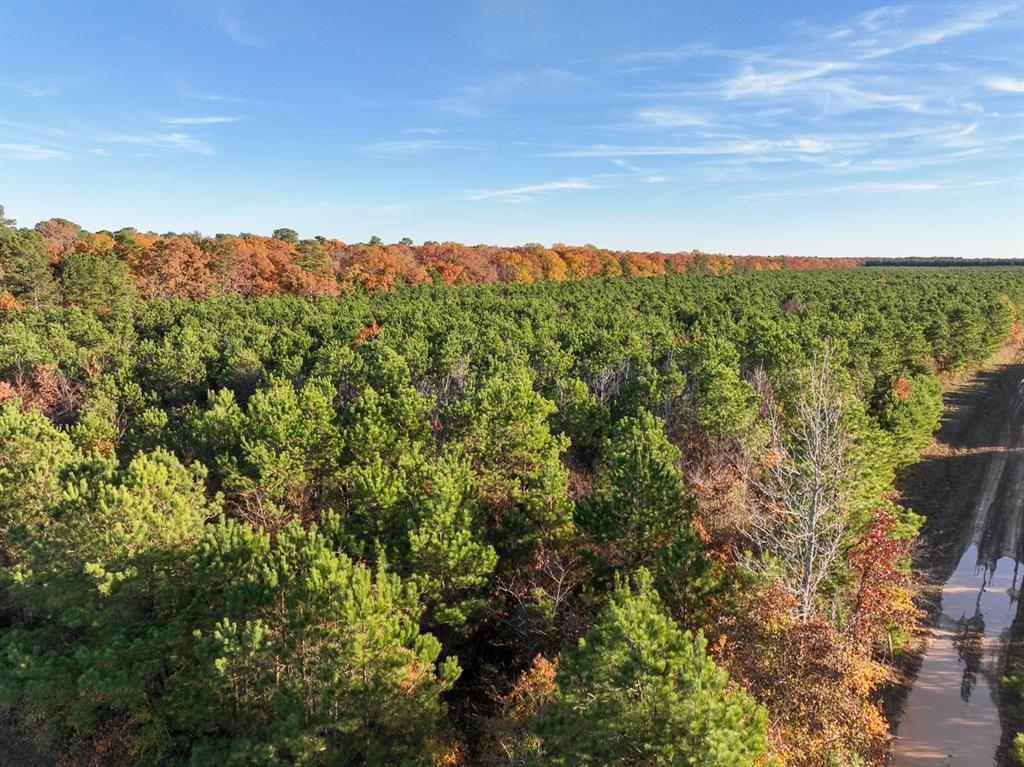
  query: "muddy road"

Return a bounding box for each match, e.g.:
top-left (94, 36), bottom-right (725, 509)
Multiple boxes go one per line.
top-left (891, 342), bottom-right (1024, 766)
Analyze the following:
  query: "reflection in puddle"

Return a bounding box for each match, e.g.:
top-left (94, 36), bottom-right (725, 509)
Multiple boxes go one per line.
top-left (891, 546), bottom-right (1022, 765)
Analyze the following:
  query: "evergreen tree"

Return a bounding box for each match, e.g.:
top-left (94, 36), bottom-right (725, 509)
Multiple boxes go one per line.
top-left (532, 569), bottom-right (767, 766)
top-left (0, 399), bottom-right (76, 567)
top-left (184, 514), bottom-right (461, 766)
top-left (0, 448), bottom-right (216, 753)
top-left (688, 334), bottom-right (757, 437)
top-left (58, 251), bottom-right (137, 315)
top-left (406, 452), bottom-right (498, 627)
top-left (453, 364), bottom-right (573, 563)
top-left (0, 226), bottom-right (57, 307)
top-left (582, 409), bottom-right (697, 569)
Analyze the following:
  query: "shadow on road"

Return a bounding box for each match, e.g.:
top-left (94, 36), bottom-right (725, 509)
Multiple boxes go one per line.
top-left (892, 362), bottom-right (1024, 766)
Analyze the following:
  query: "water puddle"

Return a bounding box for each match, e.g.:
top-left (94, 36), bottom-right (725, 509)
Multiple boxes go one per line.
top-left (891, 545), bottom-right (1022, 765)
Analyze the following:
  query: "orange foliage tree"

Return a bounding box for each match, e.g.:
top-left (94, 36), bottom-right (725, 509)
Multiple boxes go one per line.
top-left (127, 235), bottom-right (215, 299)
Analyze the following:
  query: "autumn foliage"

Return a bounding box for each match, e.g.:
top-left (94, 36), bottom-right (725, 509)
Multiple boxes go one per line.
top-left (9, 217), bottom-right (865, 303)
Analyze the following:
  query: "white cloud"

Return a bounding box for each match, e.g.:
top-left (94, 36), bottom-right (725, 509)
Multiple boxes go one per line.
top-left (858, 6), bottom-right (909, 33)
top-left (164, 116), bottom-right (241, 125)
top-left (634, 108), bottom-right (709, 127)
top-left (985, 76), bottom-right (1024, 93)
top-left (366, 139), bottom-right (479, 156)
top-left (859, 4), bottom-right (1016, 59)
top-left (618, 42), bottom-right (733, 63)
top-left (109, 132), bottom-right (215, 155)
top-left (1, 81), bottom-right (60, 97)
top-left (1, 143), bottom-right (72, 161)
top-left (724, 61), bottom-right (851, 97)
top-left (466, 179), bottom-right (599, 202)
top-left (551, 137), bottom-right (834, 158)
top-left (218, 3), bottom-right (264, 46)
top-left (176, 85), bottom-right (239, 103)
top-left (743, 180), bottom-right (940, 200)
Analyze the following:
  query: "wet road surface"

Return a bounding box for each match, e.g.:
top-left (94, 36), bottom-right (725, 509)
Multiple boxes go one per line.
top-left (892, 357), bottom-right (1024, 766)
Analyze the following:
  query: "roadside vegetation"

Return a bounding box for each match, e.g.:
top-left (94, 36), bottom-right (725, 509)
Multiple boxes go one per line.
top-left (2, 209), bottom-right (1023, 765)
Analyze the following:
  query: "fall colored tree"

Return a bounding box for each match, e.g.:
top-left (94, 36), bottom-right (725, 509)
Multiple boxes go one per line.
top-left (127, 235), bottom-right (216, 299)
top-left (35, 217), bottom-right (81, 263)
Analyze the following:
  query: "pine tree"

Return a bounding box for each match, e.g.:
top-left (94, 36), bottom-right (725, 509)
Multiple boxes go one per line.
top-left (407, 452), bottom-right (498, 627)
top-left (0, 398), bottom-right (76, 566)
top-left (688, 334), bottom-right (757, 437)
top-left (0, 226), bottom-right (57, 307)
top-left (582, 409), bottom-right (697, 569)
top-left (220, 376), bottom-right (344, 529)
top-left (453, 364), bottom-right (573, 563)
top-left (186, 514), bottom-right (461, 765)
top-left (58, 251), bottom-right (137, 315)
top-left (532, 568), bottom-right (767, 766)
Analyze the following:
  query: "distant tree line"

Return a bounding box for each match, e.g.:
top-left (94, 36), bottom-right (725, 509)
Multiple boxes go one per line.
top-left (865, 257), bottom-right (1024, 268)
top-left (0, 207), bottom-right (860, 310)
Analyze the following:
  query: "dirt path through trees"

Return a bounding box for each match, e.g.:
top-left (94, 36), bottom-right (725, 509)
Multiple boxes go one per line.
top-left (891, 337), bottom-right (1024, 766)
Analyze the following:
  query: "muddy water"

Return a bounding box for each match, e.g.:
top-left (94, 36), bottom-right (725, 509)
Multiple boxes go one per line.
top-left (893, 547), bottom-right (1021, 764)
top-left (892, 367), bottom-right (1024, 766)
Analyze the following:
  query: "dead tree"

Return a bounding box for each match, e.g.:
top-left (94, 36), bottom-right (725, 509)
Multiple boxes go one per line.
top-left (745, 348), bottom-right (851, 620)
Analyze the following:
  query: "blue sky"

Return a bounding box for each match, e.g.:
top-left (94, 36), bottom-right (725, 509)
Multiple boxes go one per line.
top-left (1, 1), bottom-right (1022, 258)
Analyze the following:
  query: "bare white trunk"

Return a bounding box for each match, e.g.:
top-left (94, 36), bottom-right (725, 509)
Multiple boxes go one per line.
top-left (743, 348), bottom-right (851, 620)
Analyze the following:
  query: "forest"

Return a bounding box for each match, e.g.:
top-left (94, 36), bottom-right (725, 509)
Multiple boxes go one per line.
top-left (0, 212), bottom-right (859, 309)
top-left (2, 212), bottom-right (1024, 766)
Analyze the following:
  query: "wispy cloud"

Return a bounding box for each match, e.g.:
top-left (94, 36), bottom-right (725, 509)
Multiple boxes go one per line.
top-left (418, 71), bottom-right (529, 117)
top-left (742, 180), bottom-right (941, 200)
top-left (1, 81), bottom-right (60, 98)
top-left (985, 75), bottom-right (1024, 93)
top-left (550, 137), bottom-right (834, 158)
top-left (218, 3), bottom-right (264, 47)
top-left (618, 42), bottom-right (734, 63)
top-left (174, 83), bottom-right (288, 109)
top-left (163, 116), bottom-right (241, 125)
top-left (706, 4), bottom-right (1018, 115)
top-left (419, 69), bottom-right (586, 118)
top-left (108, 132), bottom-right (215, 155)
top-left (466, 179), bottom-right (600, 203)
top-left (1, 143), bottom-right (72, 161)
top-left (724, 61), bottom-right (852, 98)
top-left (365, 139), bottom-right (480, 156)
top-left (609, 158), bottom-right (669, 184)
top-left (176, 84), bottom-right (240, 103)
top-left (859, 4), bottom-right (1017, 59)
top-left (634, 108), bottom-right (710, 128)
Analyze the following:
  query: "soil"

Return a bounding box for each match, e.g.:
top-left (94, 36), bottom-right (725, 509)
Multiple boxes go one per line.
top-left (887, 333), bottom-right (1024, 766)
top-left (0, 713), bottom-right (53, 767)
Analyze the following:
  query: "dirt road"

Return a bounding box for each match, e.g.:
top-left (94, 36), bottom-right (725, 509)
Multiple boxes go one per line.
top-left (891, 340), bottom-right (1024, 766)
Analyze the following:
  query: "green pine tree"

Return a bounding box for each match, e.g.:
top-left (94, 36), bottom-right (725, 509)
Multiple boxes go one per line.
top-left (533, 568), bottom-right (768, 766)
top-left (185, 514), bottom-right (461, 766)
top-left (582, 409), bottom-right (696, 569)
top-left (452, 363), bottom-right (573, 563)
top-left (0, 226), bottom-right (57, 307)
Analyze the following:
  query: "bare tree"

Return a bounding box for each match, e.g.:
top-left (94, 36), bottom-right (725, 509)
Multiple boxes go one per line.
top-left (744, 348), bottom-right (851, 620)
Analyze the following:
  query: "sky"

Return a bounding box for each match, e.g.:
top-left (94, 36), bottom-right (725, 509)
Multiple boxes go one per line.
top-left (1, 0), bottom-right (1022, 258)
